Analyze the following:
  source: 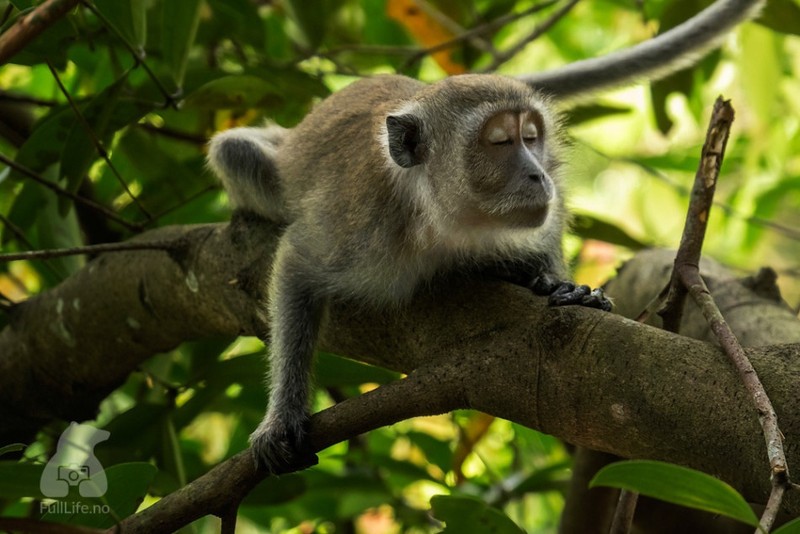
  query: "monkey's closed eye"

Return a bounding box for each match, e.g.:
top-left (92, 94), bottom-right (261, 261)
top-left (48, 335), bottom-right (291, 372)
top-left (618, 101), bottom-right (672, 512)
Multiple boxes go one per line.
top-left (491, 139), bottom-right (513, 146)
top-left (522, 122), bottom-right (538, 144)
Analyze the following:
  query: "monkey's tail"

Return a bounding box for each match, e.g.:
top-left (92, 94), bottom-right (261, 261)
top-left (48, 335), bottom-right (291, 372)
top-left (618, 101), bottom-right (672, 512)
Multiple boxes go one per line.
top-left (519, 0), bottom-right (765, 98)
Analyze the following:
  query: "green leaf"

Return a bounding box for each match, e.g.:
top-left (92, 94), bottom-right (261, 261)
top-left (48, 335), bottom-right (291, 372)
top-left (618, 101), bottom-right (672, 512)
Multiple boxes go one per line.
top-left (564, 104), bottom-right (631, 127)
top-left (161, 0), bottom-right (203, 91)
top-left (42, 462), bottom-right (157, 528)
top-left (739, 24), bottom-right (782, 124)
top-left (35, 178), bottom-right (84, 279)
top-left (431, 495), bottom-right (525, 534)
top-left (60, 76), bottom-right (131, 211)
top-left (8, 1), bottom-right (35, 9)
top-left (0, 444), bottom-right (26, 458)
top-left (0, 462), bottom-right (45, 499)
top-left (93, 0), bottom-right (148, 50)
top-left (181, 75), bottom-right (285, 110)
top-left (58, 92), bottom-right (154, 215)
top-left (590, 460), bottom-right (759, 527)
top-left (571, 213), bottom-right (648, 250)
top-left (757, 0), bottom-right (800, 36)
top-left (774, 515), bottom-right (800, 534)
top-left (283, 0), bottom-right (329, 49)
top-left (510, 459), bottom-right (571, 495)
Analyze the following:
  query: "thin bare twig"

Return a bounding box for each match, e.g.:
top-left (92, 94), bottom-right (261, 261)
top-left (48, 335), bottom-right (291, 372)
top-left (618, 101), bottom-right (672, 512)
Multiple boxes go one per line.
top-left (656, 97), bottom-right (790, 533)
top-left (0, 240), bottom-right (178, 263)
top-left (682, 271), bottom-right (788, 532)
top-left (0, 0), bottom-right (80, 65)
top-left (609, 489), bottom-right (639, 534)
top-left (479, 0), bottom-right (580, 73)
top-left (0, 152), bottom-right (142, 232)
top-left (46, 62), bottom-right (153, 221)
top-left (137, 123), bottom-right (208, 145)
top-left (659, 98), bottom-right (734, 331)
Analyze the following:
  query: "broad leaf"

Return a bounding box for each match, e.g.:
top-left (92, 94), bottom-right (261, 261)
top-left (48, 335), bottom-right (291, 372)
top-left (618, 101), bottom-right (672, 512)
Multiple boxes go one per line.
top-left (590, 460), bottom-right (759, 527)
top-left (161, 0), bottom-right (203, 91)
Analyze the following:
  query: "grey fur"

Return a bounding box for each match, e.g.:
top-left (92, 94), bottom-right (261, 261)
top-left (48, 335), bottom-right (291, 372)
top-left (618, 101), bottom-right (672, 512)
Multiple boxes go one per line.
top-left (520, 0), bottom-right (765, 97)
top-left (205, 0), bottom-right (763, 473)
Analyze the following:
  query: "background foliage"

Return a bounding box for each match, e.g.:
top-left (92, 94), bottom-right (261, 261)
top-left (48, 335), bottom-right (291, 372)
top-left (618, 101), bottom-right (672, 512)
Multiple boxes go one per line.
top-left (1, 0), bottom-right (799, 532)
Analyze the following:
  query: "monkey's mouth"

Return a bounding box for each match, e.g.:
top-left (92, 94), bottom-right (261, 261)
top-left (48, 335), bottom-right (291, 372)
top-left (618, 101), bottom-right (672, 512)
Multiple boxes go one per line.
top-left (489, 191), bottom-right (551, 228)
top-left (499, 203), bottom-right (549, 227)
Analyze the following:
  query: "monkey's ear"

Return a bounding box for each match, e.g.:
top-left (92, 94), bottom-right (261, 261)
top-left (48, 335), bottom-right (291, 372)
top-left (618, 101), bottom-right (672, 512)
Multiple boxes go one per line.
top-left (386, 114), bottom-right (426, 168)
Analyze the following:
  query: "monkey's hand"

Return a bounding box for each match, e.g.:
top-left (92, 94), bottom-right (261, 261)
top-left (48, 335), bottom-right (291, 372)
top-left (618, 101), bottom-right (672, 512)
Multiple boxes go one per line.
top-left (530, 273), bottom-right (613, 312)
top-left (249, 414), bottom-right (319, 475)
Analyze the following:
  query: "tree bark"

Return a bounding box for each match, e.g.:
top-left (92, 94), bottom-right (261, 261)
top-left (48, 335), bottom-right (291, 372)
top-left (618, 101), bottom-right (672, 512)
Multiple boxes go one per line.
top-left (560, 249), bottom-right (800, 533)
top-left (1, 220), bottom-right (798, 524)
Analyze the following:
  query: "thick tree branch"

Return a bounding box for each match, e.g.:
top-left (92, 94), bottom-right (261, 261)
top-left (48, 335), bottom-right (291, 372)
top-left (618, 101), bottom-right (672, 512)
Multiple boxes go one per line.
top-left (1, 219), bottom-right (799, 529)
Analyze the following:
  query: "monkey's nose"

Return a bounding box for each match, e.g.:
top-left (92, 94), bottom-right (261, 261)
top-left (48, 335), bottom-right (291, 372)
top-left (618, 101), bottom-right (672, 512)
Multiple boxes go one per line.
top-left (528, 172), bottom-right (543, 183)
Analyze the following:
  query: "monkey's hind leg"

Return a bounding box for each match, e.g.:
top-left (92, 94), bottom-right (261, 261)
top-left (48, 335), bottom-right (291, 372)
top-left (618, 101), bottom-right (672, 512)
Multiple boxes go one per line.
top-left (251, 239), bottom-right (323, 474)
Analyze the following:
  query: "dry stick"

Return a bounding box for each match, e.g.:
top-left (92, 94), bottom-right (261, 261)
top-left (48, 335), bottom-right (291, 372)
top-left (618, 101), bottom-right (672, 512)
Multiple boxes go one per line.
top-left (0, 240), bottom-right (177, 263)
top-left (609, 490), bottom-right (639, 534)
top-left (45, 62), bottom-right (153, 221)
top-left (659, 97), bottom-right (789, 533)
top-left (0, 152), bottom-right (142, 232)
top-left (682, 270), bottom-right (788, 532)
top-left (479, 0), bottom-right (580, 73)
top-left (0, 0), bottom-right (80, 65)
top-left (611, 98), bottom-right (739, 534)
top-left (659, 98), bottom-right (734, 331)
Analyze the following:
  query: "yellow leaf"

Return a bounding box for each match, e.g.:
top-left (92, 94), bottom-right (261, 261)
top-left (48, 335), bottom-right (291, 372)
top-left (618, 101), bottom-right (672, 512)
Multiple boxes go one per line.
top-left (387, 0), bottom-right (466, 74)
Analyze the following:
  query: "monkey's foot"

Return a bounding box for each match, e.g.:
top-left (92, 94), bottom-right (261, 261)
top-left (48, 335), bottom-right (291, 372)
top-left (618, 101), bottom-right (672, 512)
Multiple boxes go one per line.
top-left (250, 417), bottom-right (318, 475)
top-left (530, 274), bottom-right (613, 312)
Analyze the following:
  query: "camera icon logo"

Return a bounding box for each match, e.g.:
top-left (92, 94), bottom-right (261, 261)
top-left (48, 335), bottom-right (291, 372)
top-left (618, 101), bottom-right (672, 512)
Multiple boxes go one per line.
top-left (57, 464), bottom-right (91, 486)
top-left (40, 422), bottom-right (110, 498)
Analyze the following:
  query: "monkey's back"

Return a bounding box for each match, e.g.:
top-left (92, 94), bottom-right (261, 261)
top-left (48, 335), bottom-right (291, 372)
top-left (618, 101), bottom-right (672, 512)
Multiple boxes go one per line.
top-left (275, 76), bottom-right (433, 298)
top-left (277, 75), bottom-right (422, 207)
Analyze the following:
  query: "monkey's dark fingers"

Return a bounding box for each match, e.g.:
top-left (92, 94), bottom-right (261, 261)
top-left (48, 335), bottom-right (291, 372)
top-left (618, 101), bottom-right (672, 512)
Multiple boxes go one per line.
top-left (250, 421), bottom-right (319, 475)
top-left (579, 288), bottom-right (613, 312)
top-left (547, 282), bottom-right (592, 306)
top-left (529, 273), bottom-right (562, 296)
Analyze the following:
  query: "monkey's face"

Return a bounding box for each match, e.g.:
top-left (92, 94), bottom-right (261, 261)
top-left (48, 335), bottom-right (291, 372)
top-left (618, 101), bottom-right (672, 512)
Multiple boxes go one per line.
top-left (384, 75), bottom-right (562, 232)
top-left (462, 109), bottom-right (557, 229)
